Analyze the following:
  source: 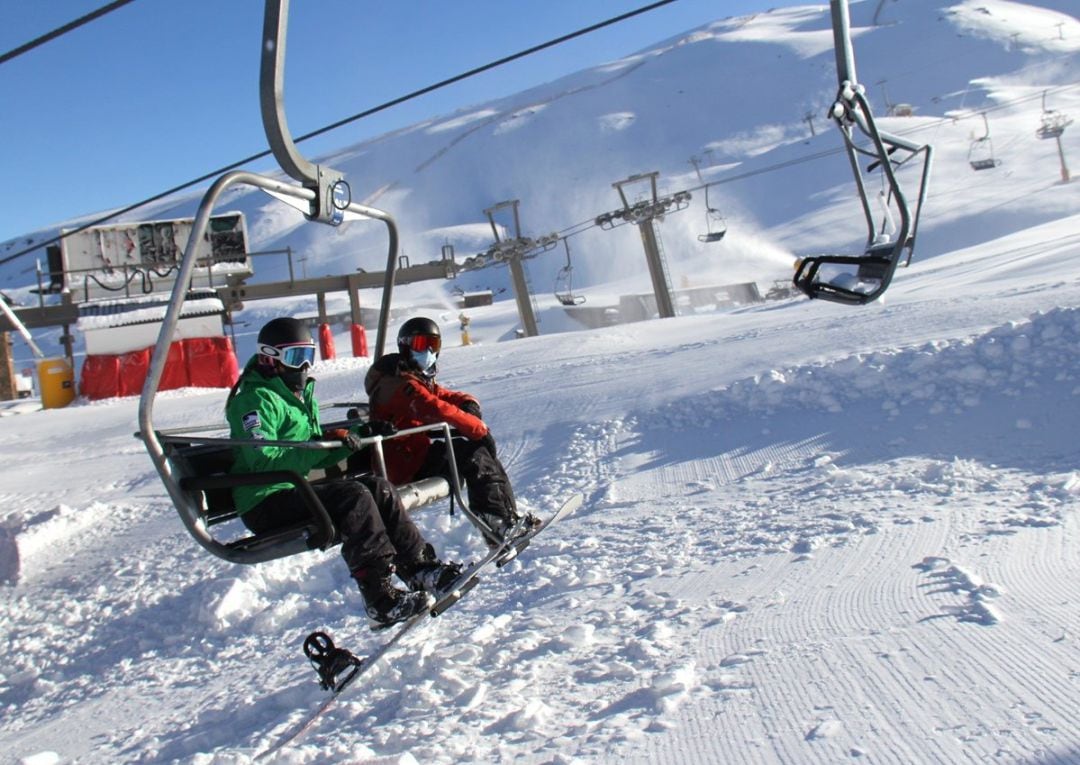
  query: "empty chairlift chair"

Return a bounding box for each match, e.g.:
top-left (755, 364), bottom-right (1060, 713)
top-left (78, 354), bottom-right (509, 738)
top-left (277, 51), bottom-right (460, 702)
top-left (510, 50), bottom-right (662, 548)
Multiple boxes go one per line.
top-left (553, 239), bottom-right (585, 306)
top-left (792, 0), bottom-right (932, 306)
top-left (968, 113), bottom-right (1001, 171)
top-left (697, 185), bottom-right (727, 244)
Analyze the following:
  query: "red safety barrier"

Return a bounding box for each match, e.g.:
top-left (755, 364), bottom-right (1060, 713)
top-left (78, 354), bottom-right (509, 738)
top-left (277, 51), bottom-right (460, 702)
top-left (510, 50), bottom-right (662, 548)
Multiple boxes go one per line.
top-left (159, 341), bottom-right (189, 391)
top-left (119, 348), bottom-right (151, 397)
top-left (79, 355), bottom-right (120, 400)
top-left (79, 336), bottom-right (239, 400)
top-left (318, 323), bottom-right (336, 361)
top-left (186, 336), bottom-right (239, 388)
top-left (350, 323), bottom-right (369, 357)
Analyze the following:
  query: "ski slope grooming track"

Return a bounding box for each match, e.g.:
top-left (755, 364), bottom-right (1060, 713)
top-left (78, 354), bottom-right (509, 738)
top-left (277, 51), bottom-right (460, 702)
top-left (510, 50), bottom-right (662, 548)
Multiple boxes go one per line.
top-left (619, 510), bottom-right (1080, 764)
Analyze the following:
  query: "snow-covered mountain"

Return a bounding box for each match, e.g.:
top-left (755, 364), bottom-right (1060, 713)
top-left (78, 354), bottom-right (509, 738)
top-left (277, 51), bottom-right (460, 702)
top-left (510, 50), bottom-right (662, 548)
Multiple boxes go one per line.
top-left (1, 1), bottom-right (1079, 763)
top-left (3, 0), bottom-right (1077, 309)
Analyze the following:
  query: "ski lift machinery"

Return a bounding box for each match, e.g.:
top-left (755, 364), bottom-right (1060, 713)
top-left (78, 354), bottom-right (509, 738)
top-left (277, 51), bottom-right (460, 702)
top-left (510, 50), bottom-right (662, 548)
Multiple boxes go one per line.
top-left (792, 0), bottom-right (932, 305)
top-left (137, 0), bottom-right (488, 564)
top-left (1036, 91), bottom-right (1073, 140)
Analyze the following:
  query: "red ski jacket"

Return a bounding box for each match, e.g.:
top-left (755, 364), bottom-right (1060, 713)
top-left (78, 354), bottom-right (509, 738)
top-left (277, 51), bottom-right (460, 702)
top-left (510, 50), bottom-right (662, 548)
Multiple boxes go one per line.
top-left (363, 352), bottom-right (487, 484)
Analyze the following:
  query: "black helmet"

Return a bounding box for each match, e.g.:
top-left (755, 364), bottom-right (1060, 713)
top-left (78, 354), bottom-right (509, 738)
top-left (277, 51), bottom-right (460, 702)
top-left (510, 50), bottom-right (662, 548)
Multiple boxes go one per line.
top-left (257, 317), bottom-right (316, 391)
top-left (258, 317), bottom-right (312, 349)
top-left (397, 316), bottom-right (441, 355)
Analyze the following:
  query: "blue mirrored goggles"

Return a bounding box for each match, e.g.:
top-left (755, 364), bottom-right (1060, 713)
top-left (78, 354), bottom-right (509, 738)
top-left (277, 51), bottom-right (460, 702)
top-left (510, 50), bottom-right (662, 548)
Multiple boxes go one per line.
top-left (259, 342), bottom-right (316, 369)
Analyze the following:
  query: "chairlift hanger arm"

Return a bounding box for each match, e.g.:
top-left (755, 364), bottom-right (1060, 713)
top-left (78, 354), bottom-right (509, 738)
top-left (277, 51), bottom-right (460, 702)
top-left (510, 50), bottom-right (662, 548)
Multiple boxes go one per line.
top-left (259, 2), bottom-right (395, 356)
top-left (261, 0), bottom-right (347, 225)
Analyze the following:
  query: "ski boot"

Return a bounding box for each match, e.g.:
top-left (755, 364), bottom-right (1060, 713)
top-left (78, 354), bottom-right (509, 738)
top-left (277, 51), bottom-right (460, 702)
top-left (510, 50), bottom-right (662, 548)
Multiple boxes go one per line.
top-left (478, 510), bottom-right (540, 549)
top-left (399, 544), bottom-right (464, 595)
top-left (356, 564), bottom-right (434, 630)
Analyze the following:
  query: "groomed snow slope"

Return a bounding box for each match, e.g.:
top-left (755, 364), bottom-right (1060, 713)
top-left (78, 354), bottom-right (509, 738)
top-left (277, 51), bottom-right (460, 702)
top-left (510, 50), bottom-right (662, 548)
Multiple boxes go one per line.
top-left (1, 212), bottom-right (1078, 763)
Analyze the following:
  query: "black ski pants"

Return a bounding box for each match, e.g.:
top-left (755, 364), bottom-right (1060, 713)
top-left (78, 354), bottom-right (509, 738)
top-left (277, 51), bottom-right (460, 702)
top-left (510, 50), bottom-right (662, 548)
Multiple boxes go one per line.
top-left (241, 475), bottom-right (426, 576)
top-left (416, 438), bottom-right (517, 521)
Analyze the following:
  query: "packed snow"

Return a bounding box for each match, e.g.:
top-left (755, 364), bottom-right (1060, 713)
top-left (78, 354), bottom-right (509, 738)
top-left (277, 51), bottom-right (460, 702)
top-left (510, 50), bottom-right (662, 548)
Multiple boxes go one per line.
top-left (1, 0), bottom-right (1079, 763)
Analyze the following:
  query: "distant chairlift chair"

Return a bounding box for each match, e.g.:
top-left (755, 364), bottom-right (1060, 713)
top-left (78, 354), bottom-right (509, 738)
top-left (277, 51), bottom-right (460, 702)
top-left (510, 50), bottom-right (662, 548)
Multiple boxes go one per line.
top-left (792, 0), bottom-right (933, 306)
top-left (553, 239), bottom-right (585, 306)
top-left (697, 184), bottom-right (727, 243)
top-left (968, 113), bottom-right (1001, 171)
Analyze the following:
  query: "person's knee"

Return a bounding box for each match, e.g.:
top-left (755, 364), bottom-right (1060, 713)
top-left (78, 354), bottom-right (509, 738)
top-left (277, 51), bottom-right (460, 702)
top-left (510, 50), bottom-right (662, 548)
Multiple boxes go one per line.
top-left (360, 475), bottom-right (398, 508)
top-left (366, 475), bottom-right (394, 494)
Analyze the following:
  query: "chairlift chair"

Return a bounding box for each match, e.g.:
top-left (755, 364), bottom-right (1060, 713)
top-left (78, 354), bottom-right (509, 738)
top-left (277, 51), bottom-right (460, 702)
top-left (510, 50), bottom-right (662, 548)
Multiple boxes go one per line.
top-left (792, 0), bottom-right (933, 306)
top-left (1036, 90), bottom-right (1073, 140)
top-left (553, 239), bottom-right (585, 306)
top-left (1037, 112), bottom-right (1072, 140)
top-left (968, 113), bottom-right (1001, 171)
top-left (136, 0), bottom-right (494, 565)
top-left (697, 184), bottom-right (727, 244)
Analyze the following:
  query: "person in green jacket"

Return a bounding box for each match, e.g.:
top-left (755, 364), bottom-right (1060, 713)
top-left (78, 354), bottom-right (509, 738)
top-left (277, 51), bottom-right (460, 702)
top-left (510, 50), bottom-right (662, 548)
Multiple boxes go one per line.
top-left (226, 317), bottom-right (460, 627)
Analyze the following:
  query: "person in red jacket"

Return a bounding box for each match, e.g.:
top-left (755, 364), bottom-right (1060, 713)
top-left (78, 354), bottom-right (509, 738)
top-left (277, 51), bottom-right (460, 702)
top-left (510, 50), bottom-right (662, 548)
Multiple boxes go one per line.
top-left (364, 316), bottom-right (535, 545)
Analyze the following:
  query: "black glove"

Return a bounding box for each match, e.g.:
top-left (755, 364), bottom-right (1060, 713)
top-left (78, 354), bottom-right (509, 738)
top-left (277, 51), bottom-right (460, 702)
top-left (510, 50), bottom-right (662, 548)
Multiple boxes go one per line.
top-left (324, 428), bottom-right (366, 451)
top-left (343, 431), bottom-right (367, 451)
top-left (479, 431), bottom-right (497, 458)
top-left (358, 419), bottom-right (397, 438)
top-left (459, 399), bottom-right (482, 418)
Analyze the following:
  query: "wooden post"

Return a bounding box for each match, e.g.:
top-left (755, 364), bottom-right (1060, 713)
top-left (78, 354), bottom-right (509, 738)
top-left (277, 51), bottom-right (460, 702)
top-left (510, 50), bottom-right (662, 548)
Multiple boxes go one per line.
top-left (0, 331), bottom-right (17, 401)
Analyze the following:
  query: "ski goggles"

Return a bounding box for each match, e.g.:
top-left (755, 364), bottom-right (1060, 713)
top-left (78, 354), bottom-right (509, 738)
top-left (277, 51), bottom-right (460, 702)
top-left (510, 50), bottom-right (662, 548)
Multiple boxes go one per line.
top-left (403, 333), bottom-right (441, 353)
top-left (259, 342), bottom-right (316, 369)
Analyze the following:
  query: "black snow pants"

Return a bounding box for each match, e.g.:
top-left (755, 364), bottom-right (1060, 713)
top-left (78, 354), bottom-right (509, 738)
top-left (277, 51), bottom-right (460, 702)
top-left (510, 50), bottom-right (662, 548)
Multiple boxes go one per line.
top-left (241, 475), bottom-right (426, 575)
top-left (416, 438), bottom-right (517, 522)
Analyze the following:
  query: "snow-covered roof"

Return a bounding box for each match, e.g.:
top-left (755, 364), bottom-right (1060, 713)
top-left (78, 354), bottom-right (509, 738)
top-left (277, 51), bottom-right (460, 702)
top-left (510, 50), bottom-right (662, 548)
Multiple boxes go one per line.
top-left (75, 290), bottom-right (224, 331)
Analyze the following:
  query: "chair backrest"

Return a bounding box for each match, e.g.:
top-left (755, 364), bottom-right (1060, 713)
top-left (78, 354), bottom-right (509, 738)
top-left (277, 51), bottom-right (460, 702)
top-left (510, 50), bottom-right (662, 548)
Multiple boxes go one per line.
top-left (165, 441), bottom-right (241, 525)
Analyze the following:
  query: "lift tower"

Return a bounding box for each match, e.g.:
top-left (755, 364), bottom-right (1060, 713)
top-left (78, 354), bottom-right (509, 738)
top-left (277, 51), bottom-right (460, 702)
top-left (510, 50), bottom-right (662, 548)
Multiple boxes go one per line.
top-left (596, 172), bottom-right (691, 319)
top-left (479, 200), bottom-right (558, 338)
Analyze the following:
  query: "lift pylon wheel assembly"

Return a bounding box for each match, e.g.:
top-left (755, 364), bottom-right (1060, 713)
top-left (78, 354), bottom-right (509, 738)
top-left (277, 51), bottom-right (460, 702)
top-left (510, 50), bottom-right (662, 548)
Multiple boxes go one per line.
top-left (792, 0), bottom-right (932, 306)
top-left (595, 172), bottom-right (691, 319)
top-left (476, 200), bottom-right (558, 338)
top-left (1036, 91), bottom-right (1073, 140)
top-left (1036, 91), bottom-right (1072, 183)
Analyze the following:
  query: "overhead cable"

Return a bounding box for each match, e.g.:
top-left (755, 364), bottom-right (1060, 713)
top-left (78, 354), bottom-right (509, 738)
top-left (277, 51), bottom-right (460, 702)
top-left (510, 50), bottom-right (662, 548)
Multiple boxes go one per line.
top-left (1, 0), bottom-right (678, 265)
top-left (0, 0), bottom-right (139, 66)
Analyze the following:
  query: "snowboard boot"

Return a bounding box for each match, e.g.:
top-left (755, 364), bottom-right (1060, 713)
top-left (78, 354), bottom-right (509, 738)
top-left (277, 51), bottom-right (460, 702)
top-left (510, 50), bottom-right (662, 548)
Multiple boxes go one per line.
top-left (355, 563), bottom-right (434, 629)
top-left (477, 510), bottom-right (539, 548)
top-left (398, 543), bottom-right (464, 594)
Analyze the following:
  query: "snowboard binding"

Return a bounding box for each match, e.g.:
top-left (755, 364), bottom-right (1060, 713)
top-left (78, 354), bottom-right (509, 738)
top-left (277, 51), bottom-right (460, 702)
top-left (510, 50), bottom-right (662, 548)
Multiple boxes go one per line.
top-left (303, 631), bottom-right (362, 692)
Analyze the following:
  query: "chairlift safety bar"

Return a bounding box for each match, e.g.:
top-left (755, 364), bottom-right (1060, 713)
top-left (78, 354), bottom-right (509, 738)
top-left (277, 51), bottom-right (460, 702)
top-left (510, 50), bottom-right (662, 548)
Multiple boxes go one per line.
top-left (154, 421), bottom-right (475, 535)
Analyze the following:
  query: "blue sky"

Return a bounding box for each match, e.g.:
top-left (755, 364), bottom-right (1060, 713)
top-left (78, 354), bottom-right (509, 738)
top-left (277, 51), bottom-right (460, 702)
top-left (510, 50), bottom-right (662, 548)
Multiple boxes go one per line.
top-left (0, 0), bottom-right (803, 251)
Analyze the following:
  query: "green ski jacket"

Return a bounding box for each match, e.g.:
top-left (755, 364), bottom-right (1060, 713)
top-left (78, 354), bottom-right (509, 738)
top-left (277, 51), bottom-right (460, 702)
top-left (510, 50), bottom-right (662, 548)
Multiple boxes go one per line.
top-left (225, 359), bottom-right (351, 515)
